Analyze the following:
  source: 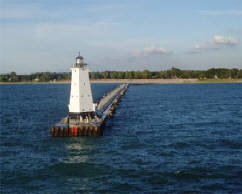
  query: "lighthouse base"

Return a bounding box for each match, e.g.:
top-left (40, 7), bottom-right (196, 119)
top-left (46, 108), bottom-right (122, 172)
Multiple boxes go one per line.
top-left (68, 112), bottom-right (96, 120)
top-left (50, 122), bottom-right (104, 137)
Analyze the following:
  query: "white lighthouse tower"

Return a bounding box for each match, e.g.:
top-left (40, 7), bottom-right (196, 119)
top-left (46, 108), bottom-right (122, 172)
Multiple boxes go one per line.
top-left (68, 53), bottom-right (95, 121)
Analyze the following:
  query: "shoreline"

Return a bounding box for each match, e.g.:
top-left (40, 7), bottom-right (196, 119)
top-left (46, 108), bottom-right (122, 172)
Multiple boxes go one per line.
top-left (1, 79), bottom-right (242, 85)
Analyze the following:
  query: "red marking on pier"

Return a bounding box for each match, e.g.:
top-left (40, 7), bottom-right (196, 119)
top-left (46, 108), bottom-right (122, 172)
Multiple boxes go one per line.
top-left (72, 127), bottom-right (78, 136)
top-left (75, 127), bottom-right (78, 136)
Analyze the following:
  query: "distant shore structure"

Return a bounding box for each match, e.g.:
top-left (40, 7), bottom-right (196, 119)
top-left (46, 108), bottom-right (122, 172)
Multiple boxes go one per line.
top-left (68, 53), bottom-right (96, 121)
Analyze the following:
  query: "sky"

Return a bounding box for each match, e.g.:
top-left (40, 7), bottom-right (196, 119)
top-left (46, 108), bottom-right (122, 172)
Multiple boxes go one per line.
top-left (0, 0), bottom-right (242, 74)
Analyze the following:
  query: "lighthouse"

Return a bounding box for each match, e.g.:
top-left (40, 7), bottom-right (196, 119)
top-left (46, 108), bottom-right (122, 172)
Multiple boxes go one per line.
top-left (68, 53), bottom-right (95, 121)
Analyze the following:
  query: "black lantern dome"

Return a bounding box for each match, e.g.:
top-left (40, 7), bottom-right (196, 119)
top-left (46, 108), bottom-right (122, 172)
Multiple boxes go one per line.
top-left (76, 55), bottom-right (83, 60)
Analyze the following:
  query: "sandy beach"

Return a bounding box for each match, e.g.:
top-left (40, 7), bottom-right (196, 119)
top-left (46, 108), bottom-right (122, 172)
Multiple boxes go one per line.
top-left (90, 79), bottom-right (198, 84)
top-left (91, 79), bottom-right (242, 84)
top-left (1, 78), bottom-right (242, 84)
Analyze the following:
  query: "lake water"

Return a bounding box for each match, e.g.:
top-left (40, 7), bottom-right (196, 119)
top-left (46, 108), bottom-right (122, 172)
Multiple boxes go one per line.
top-left (0, 83), bottom-right (242, 193)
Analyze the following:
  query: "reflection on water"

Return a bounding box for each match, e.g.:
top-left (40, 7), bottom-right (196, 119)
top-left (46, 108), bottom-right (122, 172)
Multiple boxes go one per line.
top-left (64, 142), bottom-right (91, 163)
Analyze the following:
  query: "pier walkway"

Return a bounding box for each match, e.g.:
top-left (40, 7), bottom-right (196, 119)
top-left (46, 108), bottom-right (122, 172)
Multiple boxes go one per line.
top-left (96, 84), bottom-right (128, 119)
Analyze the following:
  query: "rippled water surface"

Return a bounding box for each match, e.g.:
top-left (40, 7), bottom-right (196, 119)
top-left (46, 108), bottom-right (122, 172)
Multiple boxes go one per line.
top-left (1, 83), bottom-right (242, 193)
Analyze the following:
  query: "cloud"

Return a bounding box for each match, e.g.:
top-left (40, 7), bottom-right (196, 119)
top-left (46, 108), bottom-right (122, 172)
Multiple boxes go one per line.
top-left (200, 10), bottom-right (242, 16)
top-left (34, 21), bottom-right (116, 38)
top-left (213, 35), bottom-right (240, 45)
top-left (0, 2), bottom-right (44, 19)
top-left (134, 47), bottom-right (171, 56)
top-left (86, 3), bottom-right (125, 13)
top-left (191, 35), bottom-right (240, 53)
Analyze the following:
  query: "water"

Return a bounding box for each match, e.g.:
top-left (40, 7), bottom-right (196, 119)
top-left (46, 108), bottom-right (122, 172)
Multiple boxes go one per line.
top-left (1, 83), bottom-right (242, 193)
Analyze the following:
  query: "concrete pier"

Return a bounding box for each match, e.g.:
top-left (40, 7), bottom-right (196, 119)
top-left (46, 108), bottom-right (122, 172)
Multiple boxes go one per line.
top-left (50, 84), bottom-right (129, 137)
top-left (97, 84), bottom-right (128, 119)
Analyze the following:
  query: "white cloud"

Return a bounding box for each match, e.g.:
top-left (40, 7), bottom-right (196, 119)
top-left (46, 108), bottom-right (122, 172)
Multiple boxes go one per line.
top-left (200, 10), bottom-right (242, 16)
top-left (134, 47), bottom-right (171, 56)
top-left (191, 35), bottom-right (240, 53)
top-left (213, 35), bottom-right (240, 45)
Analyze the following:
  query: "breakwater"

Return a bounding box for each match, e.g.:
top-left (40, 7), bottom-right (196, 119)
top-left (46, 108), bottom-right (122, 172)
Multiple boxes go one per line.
top-left (50, 84), bottom-right (129, 137)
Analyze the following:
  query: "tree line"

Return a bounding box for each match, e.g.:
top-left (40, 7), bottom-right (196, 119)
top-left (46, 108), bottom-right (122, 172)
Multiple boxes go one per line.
top-left (1, 68), bottom-right (242, 82)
